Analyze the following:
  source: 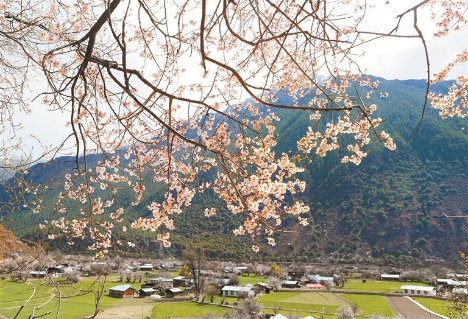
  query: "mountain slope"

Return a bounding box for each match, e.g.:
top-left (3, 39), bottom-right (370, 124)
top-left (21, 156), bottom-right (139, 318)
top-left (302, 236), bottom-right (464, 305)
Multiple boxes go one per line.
top-left (1, 77), bottom-right (467, 263)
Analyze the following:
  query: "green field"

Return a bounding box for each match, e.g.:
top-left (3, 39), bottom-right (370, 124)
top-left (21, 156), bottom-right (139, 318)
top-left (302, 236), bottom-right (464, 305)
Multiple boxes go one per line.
top-left (413, 297), bottom-right (449, 317)
top-left (238, 274), bottom-right (269, 286)
top-left (341, 294), bottom-right (394, 317)
top-left (0, 278), bottom-right (120, 318)
top-left (342, 280), bottom-right (430, 293)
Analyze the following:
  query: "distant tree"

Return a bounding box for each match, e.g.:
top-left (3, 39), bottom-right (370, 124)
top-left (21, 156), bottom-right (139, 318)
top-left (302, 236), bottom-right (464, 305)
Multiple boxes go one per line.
top-left (229, 274), bottom-right (240, 286)
top-left (270, 263), bottom-right (282, 277)
top-left (179, 264), bottom-right (191, 278)
top-left (1, 259), bottom-right (18, 273)
top-left (16, 270), bottom-right (29, 282)
top-left (324, 281), bottom-right (333, 290)
top-left (118, 271), bottom-right (125, 282)
top-left (89, 263), bottom-right (109, 276)
top-left (235, 298), bottom-right (262, 318)
top-left (183, 249), bottom-right (206, 299)
top-left (245, 264), bottom-right (255, 276)
top-left (335, 305), bottom-right (355, 319)
top-left (65, 270), bottom-right (80, 284)
top-left (204, 283), bottom-right (220, 303)
top-left (268, 276), bottom-right (281, 292)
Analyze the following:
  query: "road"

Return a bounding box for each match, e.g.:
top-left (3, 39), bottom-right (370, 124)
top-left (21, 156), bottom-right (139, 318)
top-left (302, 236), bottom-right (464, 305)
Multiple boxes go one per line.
top-left (387, 296), bottom-right (445, 319)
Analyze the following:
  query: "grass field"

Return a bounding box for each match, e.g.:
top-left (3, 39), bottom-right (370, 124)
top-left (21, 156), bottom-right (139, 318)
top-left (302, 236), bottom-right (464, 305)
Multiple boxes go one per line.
top-left (152, 301), bottom-right (230, 318)
top-left (342, 280), bottom-right (430, 293)
top-left (0, 278), bottom-right (121, 319)
top-left (341, 294), bottom-right (394, 317)
top-left (413, 297), bottom-right (449, 317)
top-left (238, 274), bottom-right (269, 286)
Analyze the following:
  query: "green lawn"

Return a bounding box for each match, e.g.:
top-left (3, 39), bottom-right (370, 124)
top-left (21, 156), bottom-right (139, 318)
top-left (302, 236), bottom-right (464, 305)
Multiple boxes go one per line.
top-left (341, 294), bottom-right (394, 317)
top-left (341, 280), bottom-right (430, 293)
top-left (238, 275), bottom-right (268, 286)
top-left (0, 278), bottom-right (121, 319)
top-left (413, 297), bottom-right (449, 317)
top-left (152, 301), bottom-right (230, 318)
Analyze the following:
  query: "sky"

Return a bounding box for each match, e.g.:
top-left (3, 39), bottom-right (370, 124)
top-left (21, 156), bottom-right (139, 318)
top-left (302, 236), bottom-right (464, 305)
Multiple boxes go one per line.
top-left (6, 0), bottom-right (468, 159)
top-left (357, 1), bottom-right (467, 79)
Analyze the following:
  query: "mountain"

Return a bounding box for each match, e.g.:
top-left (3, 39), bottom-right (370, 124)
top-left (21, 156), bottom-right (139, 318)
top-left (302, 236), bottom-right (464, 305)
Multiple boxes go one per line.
top-left (0, 224), bottom-right (32, 260)
top-left (1, 77), bottom-right (467, 265)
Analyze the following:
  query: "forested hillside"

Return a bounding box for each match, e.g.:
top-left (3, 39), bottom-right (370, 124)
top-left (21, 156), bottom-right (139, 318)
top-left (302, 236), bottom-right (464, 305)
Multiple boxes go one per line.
top-left (1, 77), bottom-right (467, 265)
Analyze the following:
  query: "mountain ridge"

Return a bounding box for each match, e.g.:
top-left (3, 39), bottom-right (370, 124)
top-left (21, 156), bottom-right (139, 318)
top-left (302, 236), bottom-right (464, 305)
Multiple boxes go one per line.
top-left (1, 77), bottom-right (466, 264)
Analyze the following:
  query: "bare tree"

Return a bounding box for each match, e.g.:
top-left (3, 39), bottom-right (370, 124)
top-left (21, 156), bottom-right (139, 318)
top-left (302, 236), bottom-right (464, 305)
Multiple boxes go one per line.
top-left (65, 270), bottom-right (80, 284)
top-left (183, 248), bottom-right (206, 299)
top-left (336, 305), bottom-right (355, 319)
top-left (268, 276), bottom-right (281, 292)
top-left (204, 282), bottom-right (220, 303)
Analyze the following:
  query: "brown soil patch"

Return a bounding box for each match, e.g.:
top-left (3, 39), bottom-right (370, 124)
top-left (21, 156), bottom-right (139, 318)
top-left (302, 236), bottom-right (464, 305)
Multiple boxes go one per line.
top-left (95, 298), bottom-right (155, 319)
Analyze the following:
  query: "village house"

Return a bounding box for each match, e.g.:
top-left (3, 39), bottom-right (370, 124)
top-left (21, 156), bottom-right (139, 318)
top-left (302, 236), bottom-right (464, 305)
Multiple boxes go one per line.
top-left (281, 280), bottom-right (300, 288)
top-left (172, 276), bottom-right (186, 287)
top-left (288, 271), bottom-right (305, 281)
top-left (150, 277), bottom-right (173, 288)
top-left (400, 285), bottom-right (436, 296)
top-left (109, 285), bottom-right (136, 298)
top-left (47, 266), bottom-right (65, 277)
top-left (29, 271), bottom-right (47, 278)
top-left (380, 274), bottom-right (400, 281)
top-left (139, 287), bottom-right (158, 297)
top-left (138, 264), bottom-right (154, 271)
top-left (307, 275), bottom-right (334, 285)
top-left (165, 288), bottom-right (184, 298)
top-left (306, 283), bottom-right (323, 289)
top-left (221, 285), bottom-right (253, 297)
top-left (436, 279), bottom-right (467, 292)
top-left (253, 283), bottom-right (271, 294)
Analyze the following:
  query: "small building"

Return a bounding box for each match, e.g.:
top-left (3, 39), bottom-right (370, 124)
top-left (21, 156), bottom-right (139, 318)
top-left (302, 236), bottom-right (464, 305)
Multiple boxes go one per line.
top-left (139, 288), bottom-right (158, 297)
top-left (29, 271), bottom-right (47, 278)
top-left (437, 279), bottom-right (467, 292)
top-left (151, 277), bottom-right (174, 288)
top-left (221, 285), bottom-right (253, 297)
top-left (253, 283), bottom-right (271, 294)
top-left (233, 266), bottom-right (248, 274)
top-left (307, 275), bottom-right (334, 285)
top-left (381, 274), bottom-right (400, 281)
top-left (306, 283), bottom-right (323, 289)
top-left (47, 266), bottom-right (65, 276)
top-left (288, 271), bottom-right (305, 281)
top-left (139, 264), bottom-right (154, 271)
top-left (281, 280), bottom-right (300, 288)
top-left (452, 288), bottom-right (468, 295)
top-left (109, 285), bottom-right (136, 298)
top-left (165, 288), bottom-right (184, 298)
top-left (173, 276), bottom-right (186, 287)
top-left (401, 285), bottom-right (436, 296)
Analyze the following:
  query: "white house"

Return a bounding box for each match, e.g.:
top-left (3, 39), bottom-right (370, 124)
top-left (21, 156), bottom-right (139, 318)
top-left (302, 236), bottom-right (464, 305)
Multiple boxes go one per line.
top-left (401, 285), bottom-right (436, 296)
top-left (380, 274), bottom-right (400, 281)
top-left (221, 284), bottom-right (253, 297)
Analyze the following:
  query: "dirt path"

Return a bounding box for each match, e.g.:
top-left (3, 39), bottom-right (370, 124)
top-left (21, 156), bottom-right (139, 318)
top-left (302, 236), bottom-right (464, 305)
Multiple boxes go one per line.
top-left (95, 298), bottom-right (155, 319)
top-left (387, 296), bottom-right (444, 319)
